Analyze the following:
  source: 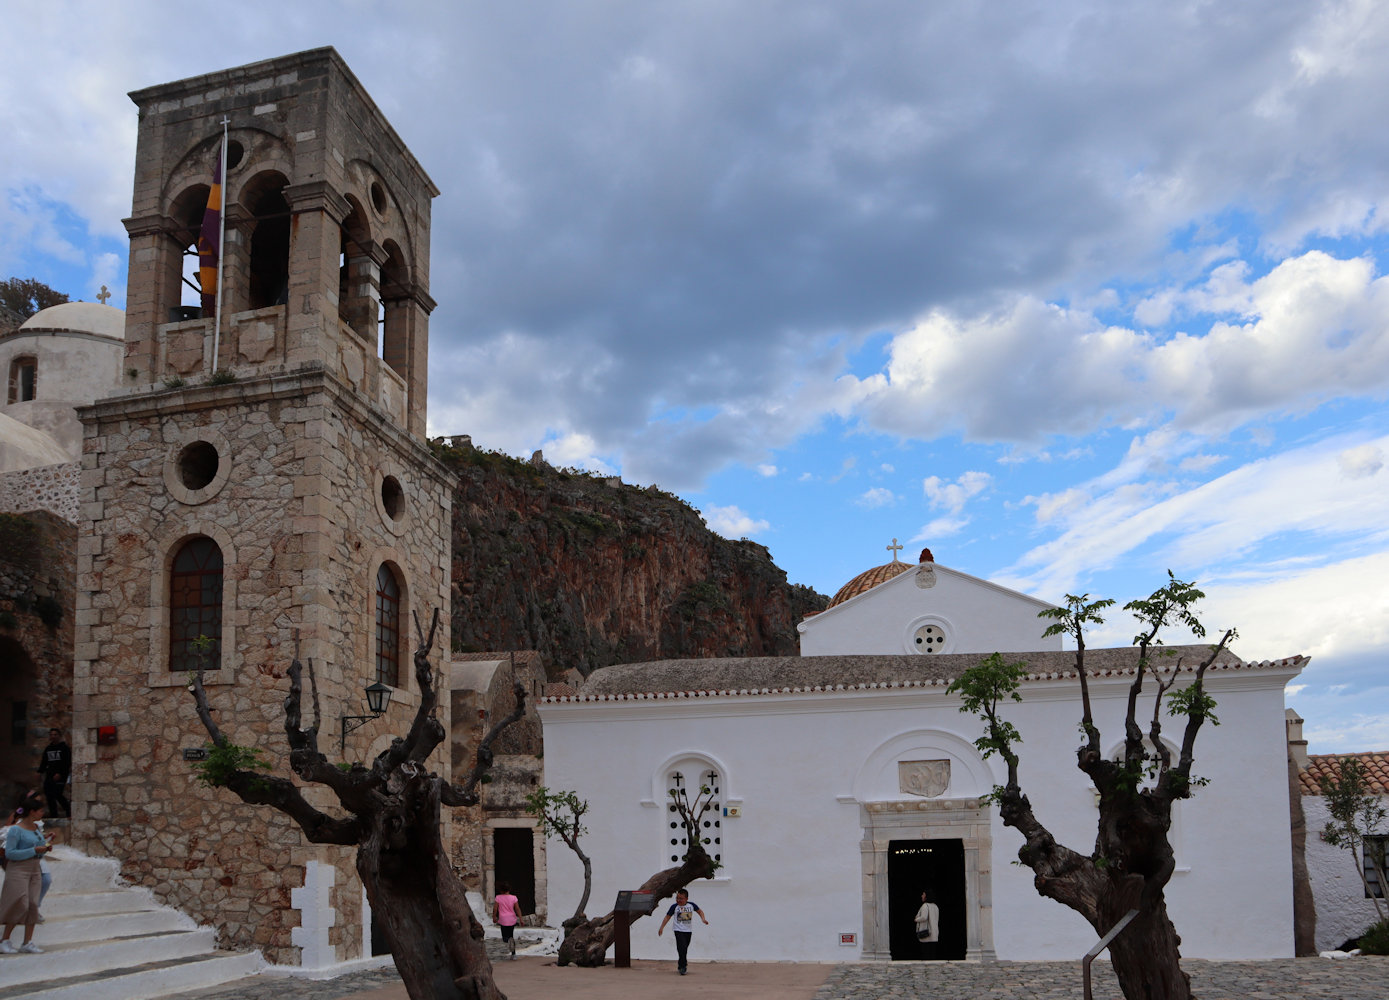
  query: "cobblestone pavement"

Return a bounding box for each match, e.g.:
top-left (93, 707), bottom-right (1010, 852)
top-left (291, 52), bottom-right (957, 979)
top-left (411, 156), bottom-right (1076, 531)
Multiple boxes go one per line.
top-left (814, 958), bottom-right (1389, 1000)
top-left (163, 955), bottom-right (1389, 1000)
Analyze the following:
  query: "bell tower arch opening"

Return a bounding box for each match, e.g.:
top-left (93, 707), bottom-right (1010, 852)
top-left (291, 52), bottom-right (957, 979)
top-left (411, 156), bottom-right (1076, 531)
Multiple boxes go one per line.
top-left (243, 171), bottom-right (291, 311)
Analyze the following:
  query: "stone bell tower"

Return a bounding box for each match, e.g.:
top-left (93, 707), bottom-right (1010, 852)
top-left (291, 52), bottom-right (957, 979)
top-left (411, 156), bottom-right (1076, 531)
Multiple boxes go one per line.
top-left (71, 49), bottom-right (453, 966)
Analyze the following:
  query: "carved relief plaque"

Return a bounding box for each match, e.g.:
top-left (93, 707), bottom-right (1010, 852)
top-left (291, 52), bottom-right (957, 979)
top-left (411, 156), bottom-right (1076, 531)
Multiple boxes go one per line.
top-left (898, 759), bottom-right (950, 797)
top-left (915, 565), bottom-right (937, 588)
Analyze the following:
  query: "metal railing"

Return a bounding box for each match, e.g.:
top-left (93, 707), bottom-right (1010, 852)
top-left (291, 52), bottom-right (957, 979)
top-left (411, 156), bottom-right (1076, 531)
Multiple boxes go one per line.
top-left (1083, 908), bottom-right (1139, 1000)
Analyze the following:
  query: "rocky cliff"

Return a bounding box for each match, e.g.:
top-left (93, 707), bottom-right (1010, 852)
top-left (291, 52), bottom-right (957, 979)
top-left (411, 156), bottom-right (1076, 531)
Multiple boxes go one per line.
top-left (436, 441), bottom-right (826, 676)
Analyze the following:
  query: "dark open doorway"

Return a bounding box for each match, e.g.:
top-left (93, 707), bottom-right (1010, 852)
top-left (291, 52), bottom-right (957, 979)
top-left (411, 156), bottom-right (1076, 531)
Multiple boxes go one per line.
top-left (888, 838), bottom-right (967, 960)
top-left (494, 827), bottom-right (536, 917)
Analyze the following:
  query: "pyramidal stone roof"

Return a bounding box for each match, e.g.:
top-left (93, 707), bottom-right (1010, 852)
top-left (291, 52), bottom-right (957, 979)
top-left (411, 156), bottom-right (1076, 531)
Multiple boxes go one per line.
top-left (1299, 751), bottom-right (1389, 796)
top-left (546, 647), bottom-right (1305, 703)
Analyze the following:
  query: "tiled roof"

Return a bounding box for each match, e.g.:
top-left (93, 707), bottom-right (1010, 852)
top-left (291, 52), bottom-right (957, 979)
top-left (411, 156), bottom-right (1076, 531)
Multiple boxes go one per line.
top-left (827, 560), bottom-right (914, 608)
top-left (1299, 752), bottom-right (1389, 796)
top-left (544, 648), bottom-right (1305, 703)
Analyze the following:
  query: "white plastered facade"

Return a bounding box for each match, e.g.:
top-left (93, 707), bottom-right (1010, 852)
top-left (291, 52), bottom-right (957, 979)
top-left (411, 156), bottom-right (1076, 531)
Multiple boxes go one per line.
top-left (798, 561), bottom-right (1062, 657)
top-left (1301, 794), bottom-right (1389, 951)
top-left (539, 655), bottom-right (1302, 963)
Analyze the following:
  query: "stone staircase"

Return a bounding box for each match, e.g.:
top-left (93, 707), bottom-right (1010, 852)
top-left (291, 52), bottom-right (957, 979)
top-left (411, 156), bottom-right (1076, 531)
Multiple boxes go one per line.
top-left (0, 845), bottom-right (261, 1000)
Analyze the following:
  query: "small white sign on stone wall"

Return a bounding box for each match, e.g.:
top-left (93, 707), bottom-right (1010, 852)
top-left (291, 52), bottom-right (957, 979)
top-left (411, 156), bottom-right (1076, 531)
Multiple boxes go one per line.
top-left (898, 759), bottom-right (950, 797)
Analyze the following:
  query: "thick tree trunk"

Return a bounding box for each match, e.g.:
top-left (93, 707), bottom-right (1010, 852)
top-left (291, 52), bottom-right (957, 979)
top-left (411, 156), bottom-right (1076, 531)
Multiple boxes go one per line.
top-left (558, 846), bottom-right (715, 967)
top-left (1104, 899), bottom-right (1191, 1000)
top-left (359, 778), bottom-right (504, 1000)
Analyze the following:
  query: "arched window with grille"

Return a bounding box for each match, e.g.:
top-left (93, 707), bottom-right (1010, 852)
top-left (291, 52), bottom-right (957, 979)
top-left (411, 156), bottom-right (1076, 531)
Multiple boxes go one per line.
top-left (665, 764), bottom-right (723, 868)
top-left (169, 537), bottom-right (223, 671)
top-left (375, 564), bottom-right (402, 687)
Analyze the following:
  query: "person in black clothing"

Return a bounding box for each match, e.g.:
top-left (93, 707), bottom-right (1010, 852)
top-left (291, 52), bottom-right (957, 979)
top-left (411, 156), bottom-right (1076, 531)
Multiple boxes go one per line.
top-left (36, 729), bottom-right (70, 818)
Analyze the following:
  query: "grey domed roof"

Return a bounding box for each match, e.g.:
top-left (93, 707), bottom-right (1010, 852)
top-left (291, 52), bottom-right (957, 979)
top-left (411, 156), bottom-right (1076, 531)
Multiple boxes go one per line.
top-left (20, 302), bottom-right (125, 340)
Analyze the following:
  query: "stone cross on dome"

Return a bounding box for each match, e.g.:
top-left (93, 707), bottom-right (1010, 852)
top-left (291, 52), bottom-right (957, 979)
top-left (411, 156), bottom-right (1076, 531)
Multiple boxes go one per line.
top-left (96, 285), bottom-right (111, 304)
top-left (886, 538), bottom-right (903, 563)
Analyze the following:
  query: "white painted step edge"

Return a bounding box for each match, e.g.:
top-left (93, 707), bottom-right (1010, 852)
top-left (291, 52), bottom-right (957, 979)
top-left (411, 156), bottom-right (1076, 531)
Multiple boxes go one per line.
top-left (29, 908), bottom-right (194, 947)
top-left (0, 929), bottom-right (218, 989)
top-left (7, 950), bottom-right (264, 1000)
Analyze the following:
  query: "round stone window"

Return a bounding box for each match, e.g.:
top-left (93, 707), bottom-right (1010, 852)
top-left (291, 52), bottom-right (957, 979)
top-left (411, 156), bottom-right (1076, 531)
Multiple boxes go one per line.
top-left (381, 475), bottom-right (404, 521)
top-left (163, 430), bottom-right (232, 505)
top-left (177, 440), bottom-right (220, 490)
top-left (375, 470), bottom-right (409, 535)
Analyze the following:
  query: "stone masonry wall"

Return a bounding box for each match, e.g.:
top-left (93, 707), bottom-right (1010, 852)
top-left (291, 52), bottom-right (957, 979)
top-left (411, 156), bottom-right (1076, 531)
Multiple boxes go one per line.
top-left (0, 461), bottom-right (79, 522)
top-left (70, 369), bottom-right (451, 963)
top-left (448, 650), bottom-right (545, 908)
top-left (0, 510), bottom-right (76, 795)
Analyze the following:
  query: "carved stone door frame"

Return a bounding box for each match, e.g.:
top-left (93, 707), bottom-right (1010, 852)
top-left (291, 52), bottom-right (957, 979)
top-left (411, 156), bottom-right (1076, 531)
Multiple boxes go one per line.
top-left (859, 798), bottom-right (995, 961)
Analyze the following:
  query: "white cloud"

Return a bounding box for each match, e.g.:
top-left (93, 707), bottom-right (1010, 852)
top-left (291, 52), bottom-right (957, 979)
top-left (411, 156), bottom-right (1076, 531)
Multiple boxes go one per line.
top-left (702, 504), bottom-right (770, 539)
top-left (1001, 429), bottom-right (1389, 603)
top-left (1026, 487), bottom-right (1090, 525)
top-left (841, 251), bottom-right (1389, 449)
top-left (913, 516), bottom-right (969, 540)
top-left (1178, 453), bottom-right (1225, 473)
top-left (1338, 443), bottom-right (1384, 479)
top-left (856, 487), bottom-right (897, 509)
top-left (757, 464), bottom-right (779, 477)
top-left (923, 470), bottom-right (991, 513)
top-left (538, 433), bottom-right (616, 476)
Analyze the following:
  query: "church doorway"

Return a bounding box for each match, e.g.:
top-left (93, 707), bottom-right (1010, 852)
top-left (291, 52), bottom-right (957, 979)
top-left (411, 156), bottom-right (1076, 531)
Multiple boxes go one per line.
top-left (493, 827), bottom-right (536, 917)
top-left (888, 838), bottom-right (967, 960)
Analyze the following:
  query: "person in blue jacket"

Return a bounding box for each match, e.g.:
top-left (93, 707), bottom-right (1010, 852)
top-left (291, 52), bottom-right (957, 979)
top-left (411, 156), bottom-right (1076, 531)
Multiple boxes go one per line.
top-left (0, 797), bottom-right (54, 954)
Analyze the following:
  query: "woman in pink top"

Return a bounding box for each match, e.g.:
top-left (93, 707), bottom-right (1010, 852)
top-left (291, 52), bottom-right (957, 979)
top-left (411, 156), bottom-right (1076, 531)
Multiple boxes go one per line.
top-left (492, 882), bottom-right (521, 959)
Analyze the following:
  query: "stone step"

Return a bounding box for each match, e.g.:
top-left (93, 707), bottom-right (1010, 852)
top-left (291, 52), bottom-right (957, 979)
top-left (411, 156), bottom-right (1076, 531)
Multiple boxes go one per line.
top-left (34, 888), bottom-right (160, 920)
top-left (40, 848), bottom-right (122, 893)
top-left (30, 906), bottom-right (193, 946)
top-left (0, 950), bottom-right (262, 1000)
top-left (0, 929), bottom-right (218, 989)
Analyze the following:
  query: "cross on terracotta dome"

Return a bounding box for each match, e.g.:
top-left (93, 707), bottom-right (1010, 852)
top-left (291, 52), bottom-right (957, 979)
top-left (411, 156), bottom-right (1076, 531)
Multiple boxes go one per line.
top-left (886, 538), bottom-right (903, 562)
top-left (96, 285), bottom-right (111, 304)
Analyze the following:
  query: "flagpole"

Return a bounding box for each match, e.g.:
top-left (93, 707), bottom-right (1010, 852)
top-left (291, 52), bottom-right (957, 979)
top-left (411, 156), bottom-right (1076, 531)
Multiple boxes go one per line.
top-left (212, 116), bottom-right (229, 375)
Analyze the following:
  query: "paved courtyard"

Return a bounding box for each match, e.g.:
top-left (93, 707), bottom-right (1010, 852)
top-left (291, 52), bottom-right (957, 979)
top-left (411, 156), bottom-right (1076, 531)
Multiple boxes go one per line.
top-left (162, 954), bottom-right (1389, 1000)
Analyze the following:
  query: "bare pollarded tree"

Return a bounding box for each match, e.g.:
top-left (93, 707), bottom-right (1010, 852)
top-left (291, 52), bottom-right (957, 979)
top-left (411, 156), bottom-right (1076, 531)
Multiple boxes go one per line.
top-left (950, 573), bottom-right (1237, 1000)
top-left (187, 610), bottom-right (524, 1000)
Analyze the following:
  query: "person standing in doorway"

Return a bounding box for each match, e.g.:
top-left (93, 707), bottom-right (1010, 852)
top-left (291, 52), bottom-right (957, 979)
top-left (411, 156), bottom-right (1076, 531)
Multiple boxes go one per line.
top-left (914, 889), bottom-right (940, 959)
top-left (657, 888), bottom-right (708, 975)
top-left (36, 729), bottom-right (71, 819)
top-left (492, 881), bottom-right (520, 959)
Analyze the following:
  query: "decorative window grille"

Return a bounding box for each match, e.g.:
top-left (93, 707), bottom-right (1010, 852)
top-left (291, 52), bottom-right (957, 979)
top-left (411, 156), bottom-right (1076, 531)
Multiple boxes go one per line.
top-left (666, 766), bottom-right (722, 867)
top-left (1365, 835), bottom-right (1388, 899)
top-left (169, 537), bottom-right (223, 671)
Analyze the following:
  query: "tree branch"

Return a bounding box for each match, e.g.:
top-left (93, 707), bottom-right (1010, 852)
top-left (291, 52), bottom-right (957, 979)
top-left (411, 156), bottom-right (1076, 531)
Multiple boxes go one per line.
top-left (1170, 629), bottom-right (1235, 785)
top-left (441, 681), bottom-right (528, 807)
top-left (186, 661), bottom-right (362, 845)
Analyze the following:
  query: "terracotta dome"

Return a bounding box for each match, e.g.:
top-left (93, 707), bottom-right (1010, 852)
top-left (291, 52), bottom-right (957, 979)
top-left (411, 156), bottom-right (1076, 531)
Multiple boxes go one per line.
top-left (826, 559), bottom-right (914, 609)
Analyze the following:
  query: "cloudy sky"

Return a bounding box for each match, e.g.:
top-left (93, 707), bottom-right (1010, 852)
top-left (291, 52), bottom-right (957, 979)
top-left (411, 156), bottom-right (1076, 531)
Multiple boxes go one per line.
top-left (5, 1), bottom-right (1388, 752)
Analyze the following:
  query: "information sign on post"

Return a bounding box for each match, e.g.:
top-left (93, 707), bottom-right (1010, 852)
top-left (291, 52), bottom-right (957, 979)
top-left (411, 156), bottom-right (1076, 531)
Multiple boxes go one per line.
top-left (612, 890), bottom-right (658, 968)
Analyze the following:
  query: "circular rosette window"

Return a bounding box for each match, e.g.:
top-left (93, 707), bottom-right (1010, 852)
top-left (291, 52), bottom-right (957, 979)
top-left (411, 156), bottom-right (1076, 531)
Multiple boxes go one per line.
top-left (903, 616), bottom-right (954, 655)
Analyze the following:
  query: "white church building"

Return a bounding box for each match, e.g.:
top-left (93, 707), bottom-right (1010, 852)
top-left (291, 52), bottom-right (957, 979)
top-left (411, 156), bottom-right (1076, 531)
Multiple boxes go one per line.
top-left (538, 548), bottom-right (1305, 963)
